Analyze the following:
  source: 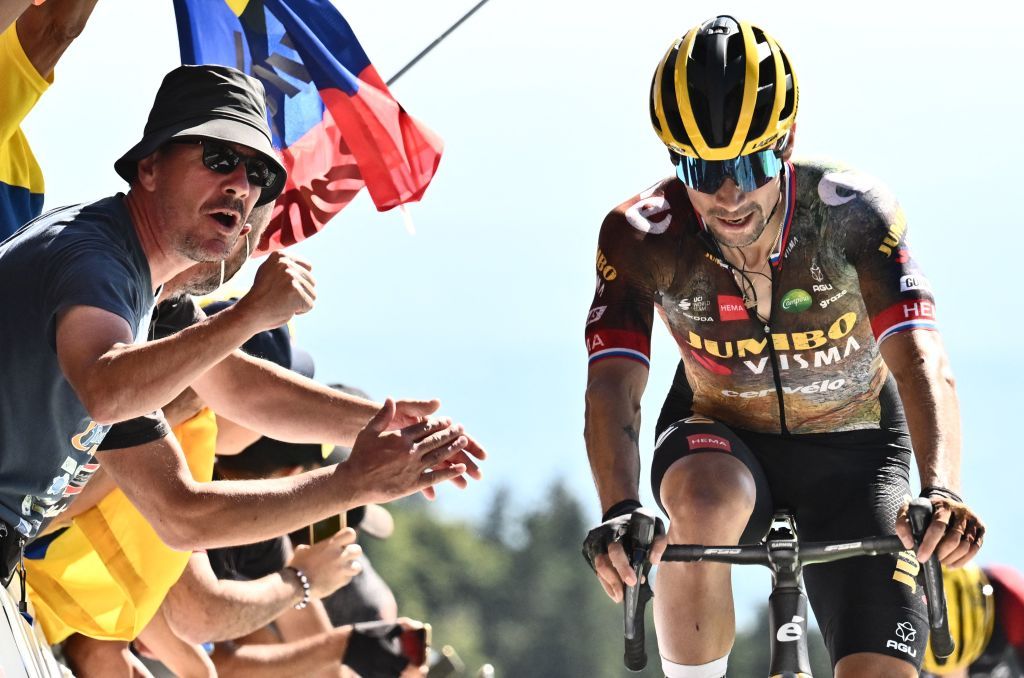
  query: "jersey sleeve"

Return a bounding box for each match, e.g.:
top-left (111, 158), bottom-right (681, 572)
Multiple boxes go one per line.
top-left (835, 175), bottom-right (938, 346)
top-left (42, 230), bottom-right (150, 346)
top-left (585, 208), bottom-right (659, 368)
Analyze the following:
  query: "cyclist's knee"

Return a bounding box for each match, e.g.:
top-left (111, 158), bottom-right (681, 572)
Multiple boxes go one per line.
top-left (660, 453), bottom-right (755, 535)
top-left (834, 652), bottom-right (917, 678)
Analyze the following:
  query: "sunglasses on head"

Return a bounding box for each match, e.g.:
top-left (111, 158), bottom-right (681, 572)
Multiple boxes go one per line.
top-left (172, 138), bottom-right (278, 189)
top-left (672, 148), bottom-right (783, 194)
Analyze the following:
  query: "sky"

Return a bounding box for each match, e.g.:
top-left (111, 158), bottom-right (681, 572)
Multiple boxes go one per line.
top-left (23, 0), bottom-right (1024, 627)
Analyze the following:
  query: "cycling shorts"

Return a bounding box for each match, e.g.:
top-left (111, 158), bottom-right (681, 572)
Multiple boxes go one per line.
top-left (653, 403), bottom-right (928, 669)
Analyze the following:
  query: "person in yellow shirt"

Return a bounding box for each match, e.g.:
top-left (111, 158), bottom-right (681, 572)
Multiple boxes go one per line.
top-left (0, 0), bottom-right (98, 238)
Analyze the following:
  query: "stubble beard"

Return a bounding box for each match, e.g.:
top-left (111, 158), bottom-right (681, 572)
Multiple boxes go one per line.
top-left (707, 202), bottom-right (770, 249)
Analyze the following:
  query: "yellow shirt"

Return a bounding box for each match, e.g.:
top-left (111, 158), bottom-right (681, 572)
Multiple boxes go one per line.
top-left (24, 410), bottom-right (218, 643)
top-left (0, 22), bottom-right (49, 239)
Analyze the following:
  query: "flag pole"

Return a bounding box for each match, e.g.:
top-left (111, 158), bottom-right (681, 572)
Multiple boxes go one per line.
top-left (386, 0), bottom-right (493, 86)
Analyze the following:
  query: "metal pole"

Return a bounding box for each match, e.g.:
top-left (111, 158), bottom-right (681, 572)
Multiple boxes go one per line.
top-left (386, 0), bottom-right (493, 86)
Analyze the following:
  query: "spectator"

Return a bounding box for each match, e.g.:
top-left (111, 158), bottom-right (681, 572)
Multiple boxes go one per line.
top-left (0, 63), bottom-right (480, 669)
top-left (1, 0), bottom-right (100, 237)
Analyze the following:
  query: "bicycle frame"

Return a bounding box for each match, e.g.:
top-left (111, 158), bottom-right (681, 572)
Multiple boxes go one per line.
top-left (622, 499), bottom-right (953, 676)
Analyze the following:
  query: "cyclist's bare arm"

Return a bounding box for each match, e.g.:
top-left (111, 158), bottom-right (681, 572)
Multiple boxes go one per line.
top-left (881, 331), bottom-right (982, 567)
top-left (586, 358), bottom-right (648, 512)
top-left (585, 358), bottom-right (666, 600)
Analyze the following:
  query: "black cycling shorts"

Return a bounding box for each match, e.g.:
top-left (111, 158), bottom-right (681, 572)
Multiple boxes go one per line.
top-left (653, 403), bottom-right (928, 669)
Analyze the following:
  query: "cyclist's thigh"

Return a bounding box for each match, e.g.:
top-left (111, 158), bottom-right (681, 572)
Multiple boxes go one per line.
top-left (748, 429), bottom-right (928, 671)
top-left (651, 416), bottom-right (773, 544)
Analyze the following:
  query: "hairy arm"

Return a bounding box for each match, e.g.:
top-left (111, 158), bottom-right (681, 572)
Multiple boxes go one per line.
top-left (164, 553), bottom-right (306, 644)
top-left (193, 350), bottom-right (378, 447)
top-left (584, 358), bottom-right (650, 513)
top-left (211, 628), bottom-right (349, 678)
top-left (15, 0), bottom-right (99, 77)
top-left (879, 330), bottom-right (961, 491)
top-left (95, 435), bottom-right (359, 551)
top-left (96, 403), bottom-right (468, 551)
top-left (56, 303), bottom-right (268, 424)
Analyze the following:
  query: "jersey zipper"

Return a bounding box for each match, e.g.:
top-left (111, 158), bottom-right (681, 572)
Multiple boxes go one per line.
top-left (764, 273), bottom-right (790, 435)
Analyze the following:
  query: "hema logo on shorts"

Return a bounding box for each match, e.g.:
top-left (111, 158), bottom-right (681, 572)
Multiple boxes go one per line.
top-left (686, 434), bottom-right (732, 452)
top-left (885, 621), bottom-right (917, 657)
top-left (722, 379), bottom-right (845, 398)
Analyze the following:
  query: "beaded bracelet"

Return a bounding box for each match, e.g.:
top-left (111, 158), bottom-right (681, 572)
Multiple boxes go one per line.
top-left (285, 566), bottom-right (311, 610)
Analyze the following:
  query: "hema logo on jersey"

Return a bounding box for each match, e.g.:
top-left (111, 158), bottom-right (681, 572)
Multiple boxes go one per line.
top-left (717, 295), bottom-right (747, 322)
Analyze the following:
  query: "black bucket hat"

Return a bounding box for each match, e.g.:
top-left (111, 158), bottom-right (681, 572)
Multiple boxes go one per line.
top-left (114, 64), bottom-right (287, 206)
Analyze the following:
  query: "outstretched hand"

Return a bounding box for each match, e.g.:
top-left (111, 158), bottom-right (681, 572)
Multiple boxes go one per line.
top-left (341, 399), bottom-right (469, 505)
top-left (388, 398), bottom-right (487, 500)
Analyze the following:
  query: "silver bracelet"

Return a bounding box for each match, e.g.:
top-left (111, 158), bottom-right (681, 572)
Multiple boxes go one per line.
top-left (285, 566), bottom-right (311, 610)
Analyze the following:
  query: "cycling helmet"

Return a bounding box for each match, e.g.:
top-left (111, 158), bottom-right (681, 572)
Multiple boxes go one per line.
top-left (650, 16), bottom-right (798, 160)
top-left (922, 564), bottom-right (996, 674)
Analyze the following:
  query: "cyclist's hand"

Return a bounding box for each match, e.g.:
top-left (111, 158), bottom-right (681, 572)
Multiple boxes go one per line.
top-left (287, 528), bottom-right (363, 598)
top-left (582, 511), bottom-right (666, 603)
top-left (896, 496), bottom-right (985, 567)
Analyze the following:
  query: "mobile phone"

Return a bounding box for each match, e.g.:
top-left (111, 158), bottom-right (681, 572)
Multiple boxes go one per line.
top-left (400, 623), bottom-right (431, 667)
top-left (305, 513), bottom-right (345, 545)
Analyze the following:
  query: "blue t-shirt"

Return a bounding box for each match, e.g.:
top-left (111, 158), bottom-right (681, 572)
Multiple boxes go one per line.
top-left (0, 195), bottom-right (154, 536)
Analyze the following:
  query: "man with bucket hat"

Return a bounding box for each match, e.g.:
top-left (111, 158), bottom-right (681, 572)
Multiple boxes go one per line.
top-left (0, 62), bottom-right (477, 614)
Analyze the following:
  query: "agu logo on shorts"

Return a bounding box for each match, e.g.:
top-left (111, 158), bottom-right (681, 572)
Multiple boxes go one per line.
top-left (886, 621), bottom-right (918, 657)
top-left (780, 289), bottom-right (812, 313)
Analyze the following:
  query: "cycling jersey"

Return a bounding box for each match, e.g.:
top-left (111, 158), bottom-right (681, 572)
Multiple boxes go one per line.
top-left (585, 159), bottom-right (936, 435)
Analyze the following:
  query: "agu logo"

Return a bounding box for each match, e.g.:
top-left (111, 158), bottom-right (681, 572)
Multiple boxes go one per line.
top-left (885, 621), bottom-right (918, 657)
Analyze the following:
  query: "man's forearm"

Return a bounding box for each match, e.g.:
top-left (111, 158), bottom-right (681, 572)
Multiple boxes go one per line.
top-left (167, 567), bottom-right (305, 644)
top-left (585, 369), bottom-right (646, 513)
top-left (882, 332), bottom-right (962, 491)
top-left (212, 627), bottom-right (348, 678)
top-left (195, 351), bottom-right (378, 447)
top-left (87, 305), bottom-right (264, 423)
top-left (99, 438), bottom-right (368, 551)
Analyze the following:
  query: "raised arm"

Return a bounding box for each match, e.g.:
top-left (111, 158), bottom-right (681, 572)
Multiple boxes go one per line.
top-left (15, 0), bottom-right (99, 77)
top-left (56, 252), bottom-right (313, 424)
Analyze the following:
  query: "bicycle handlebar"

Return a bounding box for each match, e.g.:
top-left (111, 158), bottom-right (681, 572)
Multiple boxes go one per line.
top-left (907, 498), bottom-right (955, 663)
top-left (621, 499), bottom-right (955, 671)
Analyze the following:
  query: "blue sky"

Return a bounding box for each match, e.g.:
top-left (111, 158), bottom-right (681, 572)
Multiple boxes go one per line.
top-left (24, 0), bottom-right (1023, 625)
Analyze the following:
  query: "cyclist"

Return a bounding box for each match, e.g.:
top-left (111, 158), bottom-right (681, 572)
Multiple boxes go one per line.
top-left (581, 15), bottom-right (984, 678)
top-left (922, 564), bottom-right (1024, 677)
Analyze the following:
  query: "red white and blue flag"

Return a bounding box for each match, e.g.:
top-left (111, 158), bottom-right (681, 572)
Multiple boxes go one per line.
top-left (173, 0), bottom-right (444, 253)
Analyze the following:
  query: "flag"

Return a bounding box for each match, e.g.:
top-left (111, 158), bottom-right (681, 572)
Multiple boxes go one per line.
top-left (173, 0), bottom-right (444, 253)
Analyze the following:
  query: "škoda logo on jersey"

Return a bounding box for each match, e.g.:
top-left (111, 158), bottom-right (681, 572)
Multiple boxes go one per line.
top-left (685, 312), bottom-right (863, 375)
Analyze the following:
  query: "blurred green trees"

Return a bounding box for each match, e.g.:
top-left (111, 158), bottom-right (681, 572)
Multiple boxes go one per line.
top-left (363, 481), bottom-right (832, 677)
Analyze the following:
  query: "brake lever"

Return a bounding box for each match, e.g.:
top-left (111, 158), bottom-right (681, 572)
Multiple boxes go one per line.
top-left (907, 497), bottom-right (955, 663)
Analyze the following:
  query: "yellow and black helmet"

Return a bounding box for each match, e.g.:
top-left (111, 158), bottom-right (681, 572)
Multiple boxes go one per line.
top-left (922, 564), bottom-right (996, 674)
top-left (650, 16), bottom-right (798, 160)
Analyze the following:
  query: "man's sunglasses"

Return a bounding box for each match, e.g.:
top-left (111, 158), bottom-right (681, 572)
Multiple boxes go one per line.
top-left (172, 138), bottom-right (278, 189)
top-left (672, 148), bottom-right (783, 194)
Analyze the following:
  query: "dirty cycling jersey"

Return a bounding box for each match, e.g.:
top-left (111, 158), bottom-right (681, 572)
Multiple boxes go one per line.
top-left (585, 159), bottom-right (936, 435)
